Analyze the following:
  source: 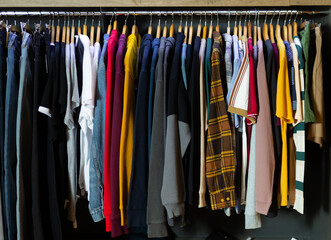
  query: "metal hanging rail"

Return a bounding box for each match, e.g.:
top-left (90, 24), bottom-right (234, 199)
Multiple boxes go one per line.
top-left (0, 10), bottom-right (329, 18)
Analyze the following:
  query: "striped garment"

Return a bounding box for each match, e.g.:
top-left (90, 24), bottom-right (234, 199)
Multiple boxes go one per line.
top-left (293, 36), bottom-right (305, 214)
top-left (206, 31), bottom-right (236, 210)
top-left (228, 36), bottom-right (255, 123)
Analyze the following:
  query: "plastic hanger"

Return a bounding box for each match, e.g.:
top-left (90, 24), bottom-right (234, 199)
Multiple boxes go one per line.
top-left (90, 13), bottom-right (95, 45)
top-left (156, 13), bottom-right (161, 39)
top-left (184, 12), bottom-right (188, 43)
top-left (178, 13), bottom-right (183, 33)
top-left (56, 12), bottom-right (61, 42)
top-left (293, 11), bottom-right (298, 37)
top-left (233, 11), bottom-right (238, 36)
top-left (269, 10), bottom-right (276, 43)
top-left (275, 11), bottom-right (282, 42)
top-left (262, 10), bottom-right (269, 41)
top-left (77, 12), bottom-right (81, 35)
top-left (61, 14), bottom-right (67, 43)
top-left (188, 13), bottom-right (194, 44)
top-left (282, 11), bottom-right (288, 41)
top-left (162, 13), bottom-right (168, 38)
top-left (253, 11), bottom-right (257, 45)
top-left (202, 12), bottom-right (207, 39)
top-left (148, 12), bottom-right (153, 35)
top-left (227, 11), bottom-right (230, 34)
top-left (248, 11), bottom-right (252, 39)
top-left (66, 13), bottom-right (70, 45)
top-left (122, 13), bottom-right (129, 36)
top-left (288, 11), bottom-right (294, 44)
top-left (257, 11), bottom-right (262, 42)
top-left (196, 14), bottom-right (202, 38)
top-left (71, 14), bottom-right (75, 43)
top-left (82, 12), bottom-right (88, 35)
top-left (107, 13), bottom-right (113, 35)
top-left (208, 12), bottom-right (213, 39)
top-left (96, 14), bottom-right (101, 43)
top-left (216, 10), bottom-right (220, 33)
top-left (238, 11), bottom-right (243, 40)
top-left (169, 12), bottom-right (174, 37)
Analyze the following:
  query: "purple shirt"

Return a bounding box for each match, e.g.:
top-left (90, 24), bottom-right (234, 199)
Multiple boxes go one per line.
top-left (110, 34), bottom-right (127, 237)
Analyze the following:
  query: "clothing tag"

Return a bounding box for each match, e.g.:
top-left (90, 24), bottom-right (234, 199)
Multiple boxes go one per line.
top-left (45, 54), bottom-right (48, 73)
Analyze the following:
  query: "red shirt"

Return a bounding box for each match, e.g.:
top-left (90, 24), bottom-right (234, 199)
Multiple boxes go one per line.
top-left (104, 29), bottom-right (118, 232)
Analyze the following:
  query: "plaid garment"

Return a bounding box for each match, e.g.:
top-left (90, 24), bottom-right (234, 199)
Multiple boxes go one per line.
top-left (206, 31), bottom-right (236, 210)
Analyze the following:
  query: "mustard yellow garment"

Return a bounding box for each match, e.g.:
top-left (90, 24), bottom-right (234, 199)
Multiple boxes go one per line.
top-left (276, 38), bottom-right (294, 207)
top-left (119, 34), bottom-right (140, 226)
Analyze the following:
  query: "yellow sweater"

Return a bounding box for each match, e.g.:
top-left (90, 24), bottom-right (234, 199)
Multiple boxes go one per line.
top-left (119, 34), bottom-right (140, 226)
top-left (276, 38), bottom-right (294, 207)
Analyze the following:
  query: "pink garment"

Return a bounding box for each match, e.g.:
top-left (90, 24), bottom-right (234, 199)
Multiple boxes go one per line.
top-left (247, 38), bottom-right (258, 124)
top-left (255, 40), bottom-right (275, 215)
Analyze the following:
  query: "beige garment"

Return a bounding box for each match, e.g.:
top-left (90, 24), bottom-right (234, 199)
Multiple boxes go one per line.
top-left (291, 43), bottom-right (303, 125)
top-left (307, 26), bottom-right (325, 147)
top-left (198, 38), bottom-right (207, 208)
top-left (288, 126), bottom-right (296, 206)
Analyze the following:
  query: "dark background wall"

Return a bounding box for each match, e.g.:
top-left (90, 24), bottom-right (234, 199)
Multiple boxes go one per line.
top-left (38, 6), bottom-right (330, 240)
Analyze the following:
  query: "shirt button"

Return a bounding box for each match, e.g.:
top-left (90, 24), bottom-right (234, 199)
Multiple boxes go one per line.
top-left (221, 199), bottom-right (224, 202)
top-left (226, 197), bottom-right (230, 201)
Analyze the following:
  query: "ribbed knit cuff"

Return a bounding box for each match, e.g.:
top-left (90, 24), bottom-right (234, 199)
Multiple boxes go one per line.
top-left (164, 202), bottom-right (185, 219)
top-left (256, 200), bottom-right (272, 215)
top-left (148, 222), bottom-right (168, 238)
top-left (105, 214), bottom-right (112, 232)
top-left (110, 217), bottom-right (123, 238)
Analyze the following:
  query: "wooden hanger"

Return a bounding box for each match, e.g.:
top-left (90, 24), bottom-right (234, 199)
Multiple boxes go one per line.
top-left (183, 13), bottom-right (188, 43)
top-left (293, 11), bottom-right (298, 37)
top-left (131, 13), bottom-right (139, 40)
top-left (269, 11), bottom-right (276, 43)
top-left (253, 12), bottom-right (257, 45)
top-left (113, 13), bottom-right (118, 31)
top-left (208, 13), bottom-right (213, 39)
top-left (216, 11), bottom-right (220, 33)
top-left (243, 12), bottom-right (248, 39)
top-left (238, 12), bottom-right (243, 40)
top-left (61, 15), bottom-right (67, 43)
top-left (188, 13), bottom-right (194, 44)
top-left (55, 14), bottom-right (61, 42)
top-left (96, 15), bottom-right (101, 43)
top-left (178, 13), bottom-right (183, 33)
top-left (51, 14), bottom-right (56, 44)
top-left (22, 13), bottom-right (33, 35)
top-left (156, 14), bottom-right (161, 39)
top-left (275, 11), bottom-right (282, 42)
top-left (257, 12), bottom-right (262, 42)
top-left (162, 14), bottom-right (168, 38)
top-left (148, 13), bottom-right (153, 35)
top-left (77, 13), bottom-right (82, 35)
top-left (262, 11), bottom-right (269, 41)
top-left (169, 13), bottom-right (174, 37)
top-left (233, 11), bottom-right (238, 36)
top-left (90, 14), bottom-right (95, 45)
top-left (226, 12), bottom-right (230, 34)
top-left (107, 13), bottom-right (113, 35)
top-left (82, 13), bottom-right (88, 36)
top-left (71, 17), bottom-right (75, 43)
top-left (288, 11), bottom-right (294, 44)
top-left (66, 14), bottom-right (71, 45)
top-left (202, 12), bottom-right (207, 39)
top-left (248, 13), bottom-right (252, 39)
top-left (282, 11), bottom-right (288, 42)
top-left (197, 15), bottom-right (202, 38)
top-left (122, 13), bottom-right (129, 36)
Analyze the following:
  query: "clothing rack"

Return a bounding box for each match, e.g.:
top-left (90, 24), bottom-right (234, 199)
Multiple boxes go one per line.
top-left (0, 9), bottom-right (329, 18)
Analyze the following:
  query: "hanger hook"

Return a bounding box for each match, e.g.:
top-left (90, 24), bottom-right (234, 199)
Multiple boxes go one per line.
top-left (57, 12), bottom-right (60, 26)
top-left (227, 10), bottom-right (230, 28)
top-left (210, 11), bottom-right (213, 26)
top-left (63, 12), bottom-right (66, 27)
top-left (133, 12), bottom-right (136, 25)
top-left (270, 9), bottom-right (275, 24)
top-left (180, 12), bottom-right (183, 26)
top-left (294, 10), bottom-right (298, 22)
top-left (150, 12), bottom-right (152, 26)
top-left (171, 11), bottom-right (174, 24)
top-left (234, 11), bottom-right (237, 27)
top-left (124, 12), bottom-right (129, 26)
top-left (254, 10), bottom-right (257, 26)
top-left (199, 12), bottom-right (202, 25)
top-left (244, 11), bottom-right (247, 26)
top-left (216, 10), bottom-right (219, 26)
top-left (239, 11), bottom-right (242, 26)
top-left (204, 11), bottom-right (207, 26)
top-left (289, 10), bottom-right (293, 24)
top-left (190, 11), bottom-right (193, 27)
top-left (277, 10), bottom-right (281, 25)
top-left (283, 10), bottom-right (288, 25)
top-left (264, 10), bottom-right (268, 23)
top-left (257, 10), bottom-right (260, 27)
